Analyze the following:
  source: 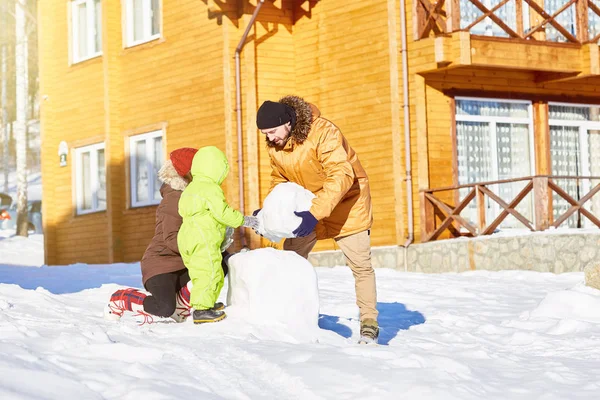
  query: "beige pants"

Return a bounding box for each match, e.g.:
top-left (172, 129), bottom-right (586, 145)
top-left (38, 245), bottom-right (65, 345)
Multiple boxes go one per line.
top-left (283, 230), bottom-right (378, 322)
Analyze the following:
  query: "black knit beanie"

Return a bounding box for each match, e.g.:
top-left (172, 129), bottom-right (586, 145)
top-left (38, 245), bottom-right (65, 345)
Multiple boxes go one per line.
top-left (256, 101), bottom-right (296, 129)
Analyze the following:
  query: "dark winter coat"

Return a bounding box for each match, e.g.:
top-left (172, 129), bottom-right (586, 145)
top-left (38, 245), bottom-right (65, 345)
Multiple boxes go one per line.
top-left (140, 163), bottom-right (189, 286)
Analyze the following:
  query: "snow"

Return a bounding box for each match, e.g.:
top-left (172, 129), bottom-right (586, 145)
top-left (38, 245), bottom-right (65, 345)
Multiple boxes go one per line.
top-left (0, 229), bottom-right (44, 267)
top-left (1, 232), bottom-right (600, 399)
top-left (226, 248), bottom-right (320, 342)
top-left (256, 182), bottom-right (315, 242)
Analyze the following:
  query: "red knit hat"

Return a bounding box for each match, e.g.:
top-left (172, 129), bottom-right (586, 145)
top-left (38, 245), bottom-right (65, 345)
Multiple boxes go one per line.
top-left (170, 148), bottom-right (198, 176)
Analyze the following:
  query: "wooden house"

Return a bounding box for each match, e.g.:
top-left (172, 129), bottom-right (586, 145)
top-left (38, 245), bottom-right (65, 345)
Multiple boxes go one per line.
top-left (38, 0), bottom-right (600, 266)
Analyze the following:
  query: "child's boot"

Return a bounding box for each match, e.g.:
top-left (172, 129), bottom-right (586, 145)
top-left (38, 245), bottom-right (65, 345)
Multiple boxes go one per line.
top-left (104, 288), bottom-right (153, 324)
top-left (193, 308), bottom-right (226, 324)
top-left (173, 281), bottom-right (224, 322)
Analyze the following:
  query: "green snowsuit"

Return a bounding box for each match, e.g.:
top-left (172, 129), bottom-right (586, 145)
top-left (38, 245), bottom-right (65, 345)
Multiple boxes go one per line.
top-left (177, 146), bottom-right (244, 310)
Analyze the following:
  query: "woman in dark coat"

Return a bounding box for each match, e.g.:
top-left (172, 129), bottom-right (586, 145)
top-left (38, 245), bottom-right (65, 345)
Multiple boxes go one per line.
top-left (103, 148), bottom-right (232, 323)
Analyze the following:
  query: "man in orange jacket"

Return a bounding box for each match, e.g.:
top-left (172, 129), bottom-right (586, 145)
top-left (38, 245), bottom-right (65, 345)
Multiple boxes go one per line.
top-left (256, 95), bottom-right (379, 344)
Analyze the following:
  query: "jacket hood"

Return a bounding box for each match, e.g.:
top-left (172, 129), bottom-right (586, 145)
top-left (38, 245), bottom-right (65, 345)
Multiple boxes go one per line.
top-left (190, 146), bottom-right (229, 185)
top-left (266, 95), bottom-right (317, 148)
top-left (158, 159), bottom-right (189, 191)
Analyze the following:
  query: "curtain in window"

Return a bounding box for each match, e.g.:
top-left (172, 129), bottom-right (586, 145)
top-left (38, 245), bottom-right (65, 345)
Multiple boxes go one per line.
top-left (550, 125), bottom-right (580, 227)
top-left (81, 151), bottom-right (92, 210)
top-left (457, 121), bottom-right (493, 225)
top-left (76, 3), bottom-right (88, 59)
top-left (589, 130), bottom-right (600, 219)
top-left (151, 0), bottom-right (160, 36)
top-left (94, 0), bottom-right (102, 53)
top-left (496, 122), bottom-right (532, 223)
top-left (97, 149), bottom-right (106, 210)
top-left (153, 137), bottom-right (163, 201)
top-left (133, 0), bottom-right (145, 42)
top-left (136, 141), bottom-right (149, 203)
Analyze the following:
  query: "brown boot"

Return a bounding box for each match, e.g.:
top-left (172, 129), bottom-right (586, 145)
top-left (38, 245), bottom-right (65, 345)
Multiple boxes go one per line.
top-left (358, 318), bottom-right (379, 345)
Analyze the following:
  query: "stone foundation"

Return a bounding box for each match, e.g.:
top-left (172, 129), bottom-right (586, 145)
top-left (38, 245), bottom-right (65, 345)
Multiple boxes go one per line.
top-left (307, 231), bottom-right (600, 274)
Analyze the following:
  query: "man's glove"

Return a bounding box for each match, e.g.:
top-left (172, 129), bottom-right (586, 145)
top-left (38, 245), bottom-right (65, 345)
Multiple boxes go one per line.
top-left (242, 215), bottom-right (260, 231)
top-left (220, 227), bottom-right (234, 252)
top-left (292, 211), bottom-right (317, 237)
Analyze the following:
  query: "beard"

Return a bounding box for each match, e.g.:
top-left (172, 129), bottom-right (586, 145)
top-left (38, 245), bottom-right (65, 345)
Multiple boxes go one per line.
top-left (265, 125), bottom-right (292, 148)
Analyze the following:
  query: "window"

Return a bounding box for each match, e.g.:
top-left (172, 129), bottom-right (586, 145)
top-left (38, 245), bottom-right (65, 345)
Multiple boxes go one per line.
top-left (75, 143), bottom-right (106, 214)
top-left (124, 0), bottom-right (161, 47)
top-left (455, 98), bottom-right (535, 228)
top-left (130, 130), bottom-right (164, 207)
top-left (549, 103), bottom-right (600, 227)
top-left (71, 0), bottom-right (102, 63)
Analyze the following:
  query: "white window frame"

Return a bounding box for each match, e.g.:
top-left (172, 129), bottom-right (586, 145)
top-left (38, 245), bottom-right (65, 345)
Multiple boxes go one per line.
top-left (129, 130), bottom-right (164, 208)
top-left (70, 0), bottom-right (102, 64)
top-left (548, 102), bottom-right (600, 227)
top-left (455, 97), bottom-right (536, 183)
top-left (74, 142), bottom-right (106, 215)
top-left (123, 0), bottom-right (162, 47)
top-left (455, 97), bottom-right (536, 229)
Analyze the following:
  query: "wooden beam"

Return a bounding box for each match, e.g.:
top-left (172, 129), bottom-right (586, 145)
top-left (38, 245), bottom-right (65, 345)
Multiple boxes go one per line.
top-left (534, 101), bottom-right (550, 175)
top-left (577, 0), bottom-right (590, 43)
top-left (524, 0), bottom-right (579, 43)
top-left (515, 0), bottom-right (524, 36)
top-left (533, 176), bottom-right (550, 230)
top-left (416, 75), bottom-right (430, 241)
top-left (420, 191), bottom-right (435, 241)
top-left (476, 185), bottom-right (486, 233)
top-left (445, 0), bottom-right (460, 32)
top-left (478, 184), bottom-right (535, 231)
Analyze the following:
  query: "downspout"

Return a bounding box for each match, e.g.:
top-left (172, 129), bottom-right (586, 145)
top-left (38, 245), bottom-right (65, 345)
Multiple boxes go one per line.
top-left (235, 0), bottom-right (264, 249)
top-left (399, 0), bottom-right (413, 271)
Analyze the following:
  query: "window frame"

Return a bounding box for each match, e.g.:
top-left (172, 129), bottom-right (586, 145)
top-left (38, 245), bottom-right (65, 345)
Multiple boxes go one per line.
top-left (123, 0), bottom-right (162, 48)
top-left (74, 142), bottom-right (106, 215)
top-left (70, 0), bottom-right (102, 64)
top-left (129, 130), bottom-right (164, 208)
top-left (455, 96), bottom-right (536, 184)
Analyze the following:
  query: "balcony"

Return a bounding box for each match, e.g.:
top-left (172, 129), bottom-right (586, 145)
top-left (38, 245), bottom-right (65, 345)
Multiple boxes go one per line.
top-left (413, 1), bottom-right (600, 81)
top-left (416, 0), bottom-right (600, 43)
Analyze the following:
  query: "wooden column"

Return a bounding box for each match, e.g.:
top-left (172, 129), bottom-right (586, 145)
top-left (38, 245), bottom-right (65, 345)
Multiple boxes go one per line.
top-left (577, 0), bottom-right (590, 42)
top-left (533, 100), bottom-right (553, 225)
top-left (244, 17), bottom-right (260, 250)
top-left (529, 0), bottom-right (547, 41)
top-left (416, 75), bottom-right (430, 242)
top-left (388, 0), bottom-right (406, 245)
top-left (446, 0), bottom-right (461, 33)
top-left (534, 101), bottom-right (550, 175)
top-left (533, 176), bottom-right (550, 230)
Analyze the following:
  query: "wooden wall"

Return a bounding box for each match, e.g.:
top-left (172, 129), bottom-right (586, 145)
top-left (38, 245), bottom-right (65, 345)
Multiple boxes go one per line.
top-left (38, 1), bottom-right (108, 265)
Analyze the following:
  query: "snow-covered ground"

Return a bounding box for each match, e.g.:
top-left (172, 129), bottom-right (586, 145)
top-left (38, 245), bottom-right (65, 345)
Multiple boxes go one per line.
top-left (1, 235), bottom-right (600, 399)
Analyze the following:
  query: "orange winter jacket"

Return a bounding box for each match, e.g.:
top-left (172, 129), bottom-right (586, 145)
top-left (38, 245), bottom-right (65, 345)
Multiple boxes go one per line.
top-left (266, 95), bottom-right (373, 240)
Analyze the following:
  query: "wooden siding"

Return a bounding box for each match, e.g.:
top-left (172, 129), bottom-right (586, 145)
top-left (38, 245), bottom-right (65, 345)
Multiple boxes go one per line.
top-left (38, 1), bottom-right (108, 265)
top-left (293, 0), bottom-right (399, 251)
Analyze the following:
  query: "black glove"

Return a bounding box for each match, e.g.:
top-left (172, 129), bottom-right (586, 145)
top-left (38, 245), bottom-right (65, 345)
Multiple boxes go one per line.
top-left (252, 208), bottom-right (261, 216)
top-left (292, 211), bottom-right (317, 237)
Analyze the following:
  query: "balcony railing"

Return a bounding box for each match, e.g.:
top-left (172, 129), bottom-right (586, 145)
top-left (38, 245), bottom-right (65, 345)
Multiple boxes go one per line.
top-left (420, 175), bottom-right (600, 242)
top-left (416, 0), bottom-right (600, 44)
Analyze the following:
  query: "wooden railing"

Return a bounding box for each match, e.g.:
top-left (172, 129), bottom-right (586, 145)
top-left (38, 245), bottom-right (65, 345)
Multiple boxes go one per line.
top-left (420, 175), bottom-right (600, 242)
top-left (416, 0), bottom-right (600, 43)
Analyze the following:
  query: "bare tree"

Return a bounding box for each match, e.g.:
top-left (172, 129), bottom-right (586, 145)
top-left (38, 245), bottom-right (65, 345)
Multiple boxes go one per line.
top-left (1, 0), bottom-right (10, 193)
top-left (14, 0), bottom-right (28, 236)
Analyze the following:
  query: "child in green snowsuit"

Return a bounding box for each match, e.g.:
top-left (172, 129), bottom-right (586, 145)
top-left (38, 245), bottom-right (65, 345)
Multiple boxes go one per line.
top-left (177, 146), bottom-right (259, 324)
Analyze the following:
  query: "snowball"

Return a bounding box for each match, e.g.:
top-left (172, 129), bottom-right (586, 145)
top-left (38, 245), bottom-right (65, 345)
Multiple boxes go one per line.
top-left (226, 248), bottom-right (320, 342)
top-left (256, 182), bottom-right (315, 243)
